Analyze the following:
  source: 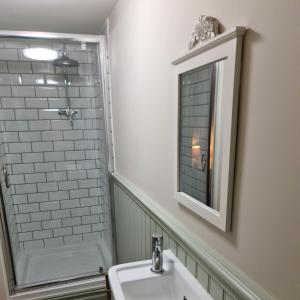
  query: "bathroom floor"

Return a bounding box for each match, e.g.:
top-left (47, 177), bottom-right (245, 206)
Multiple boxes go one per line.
top-left (16, 241), bottom-right (107, 287)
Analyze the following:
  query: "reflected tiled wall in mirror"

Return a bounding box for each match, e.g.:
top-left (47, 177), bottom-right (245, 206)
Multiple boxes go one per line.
top-left (179, 61), bottom-right (223, 211)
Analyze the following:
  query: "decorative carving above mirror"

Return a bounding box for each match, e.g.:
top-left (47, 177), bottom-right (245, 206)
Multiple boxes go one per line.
top-left (172, 27), bottom-right (246, 231)
top-left (188, 16), bottom-right (219, 50)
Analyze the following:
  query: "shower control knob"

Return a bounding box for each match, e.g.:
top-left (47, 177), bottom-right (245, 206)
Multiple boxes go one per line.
top-left (58, 106), bottom-right (78, 124)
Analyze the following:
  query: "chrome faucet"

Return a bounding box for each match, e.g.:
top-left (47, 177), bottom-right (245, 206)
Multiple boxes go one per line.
top-left (151, 234), bottom-right (163, 273)
top-left (58, 105), bottom-right (78, 125)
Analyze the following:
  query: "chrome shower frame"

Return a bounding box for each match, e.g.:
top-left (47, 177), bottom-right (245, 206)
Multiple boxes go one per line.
top-left (0, 29), bottom-right (116, 298)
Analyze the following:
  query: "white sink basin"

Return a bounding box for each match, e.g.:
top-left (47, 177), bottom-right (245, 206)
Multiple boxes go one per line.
top-left (108, 250), bottom-right (213, 300)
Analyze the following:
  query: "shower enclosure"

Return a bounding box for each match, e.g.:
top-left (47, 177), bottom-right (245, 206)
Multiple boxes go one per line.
top-left (0, 31), bottom-right (113, 295)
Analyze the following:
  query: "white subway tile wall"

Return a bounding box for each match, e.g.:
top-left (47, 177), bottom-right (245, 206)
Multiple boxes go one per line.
top-left (0, 38), bottom-right (109, 250)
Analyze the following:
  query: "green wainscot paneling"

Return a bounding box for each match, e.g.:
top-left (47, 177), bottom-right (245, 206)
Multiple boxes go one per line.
top-left (43, 288), bottom-right (108, 300)
top-left (111, 177), bottom-right (241, 300)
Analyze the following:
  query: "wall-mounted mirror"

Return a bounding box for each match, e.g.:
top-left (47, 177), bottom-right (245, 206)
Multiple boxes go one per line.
top-left (173, 27), bottom-right (246, 231)
top-left (179, 59), bottom-right (224, 211)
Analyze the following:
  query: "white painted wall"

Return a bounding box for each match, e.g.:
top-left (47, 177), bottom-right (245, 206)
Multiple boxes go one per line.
top-left (109, 0), bottom-right (300, 299)
top-left (0, 0), bottom-right (117, 34)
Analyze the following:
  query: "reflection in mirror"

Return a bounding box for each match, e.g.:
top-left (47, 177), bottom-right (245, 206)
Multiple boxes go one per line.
top-left (178, 60), bottom-right (224, 211)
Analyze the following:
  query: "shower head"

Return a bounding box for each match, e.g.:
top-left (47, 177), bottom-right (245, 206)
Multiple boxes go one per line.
top-left (53, 51), bottom-right (79, 68)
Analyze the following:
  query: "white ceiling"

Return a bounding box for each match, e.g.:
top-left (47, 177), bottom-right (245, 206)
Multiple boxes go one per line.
top-left (0, 0), bottom-right (117, 34)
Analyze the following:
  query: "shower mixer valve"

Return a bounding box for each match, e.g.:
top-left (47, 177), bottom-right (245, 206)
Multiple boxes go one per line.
top-left (58, 105), bottom-right (78, 123)
top-left (54, 49), bottom-right (79, 126)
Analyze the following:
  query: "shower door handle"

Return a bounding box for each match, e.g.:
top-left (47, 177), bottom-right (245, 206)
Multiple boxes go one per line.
top-left (2, 167), bottom-right (9, 189)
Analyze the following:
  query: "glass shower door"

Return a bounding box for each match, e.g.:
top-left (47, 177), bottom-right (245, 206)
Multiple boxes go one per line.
top-left (0, 36), bottom-right (112, 289)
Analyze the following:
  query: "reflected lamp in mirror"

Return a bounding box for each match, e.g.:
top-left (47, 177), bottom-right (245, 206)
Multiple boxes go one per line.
top-left (172, 27), bottom-right (246, 231)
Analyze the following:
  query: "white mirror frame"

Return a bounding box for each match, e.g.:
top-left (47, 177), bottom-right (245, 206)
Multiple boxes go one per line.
top-left (172, 27), bottom-right (246, 232)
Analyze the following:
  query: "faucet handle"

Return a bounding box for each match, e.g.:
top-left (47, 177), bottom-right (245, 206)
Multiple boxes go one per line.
top-left (152, 234), bottom-right (163, 252)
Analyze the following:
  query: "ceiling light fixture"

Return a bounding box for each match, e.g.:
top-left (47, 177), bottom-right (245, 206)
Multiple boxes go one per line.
top-left (23, 47), bottom-right (58, 61)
